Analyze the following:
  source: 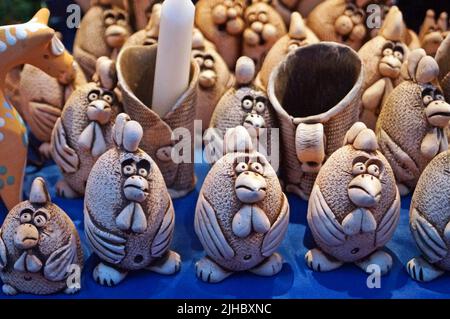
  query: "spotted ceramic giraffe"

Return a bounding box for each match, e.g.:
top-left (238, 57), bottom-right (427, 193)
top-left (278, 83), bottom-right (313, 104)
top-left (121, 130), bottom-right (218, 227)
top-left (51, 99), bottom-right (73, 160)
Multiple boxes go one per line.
top-left (0, 8), bottom-right (75, 210)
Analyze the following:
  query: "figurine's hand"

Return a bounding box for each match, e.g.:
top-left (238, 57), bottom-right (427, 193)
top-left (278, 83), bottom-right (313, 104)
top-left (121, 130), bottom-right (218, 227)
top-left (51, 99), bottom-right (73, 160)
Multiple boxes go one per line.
top-left (51, 118), bottom-right (79, 174)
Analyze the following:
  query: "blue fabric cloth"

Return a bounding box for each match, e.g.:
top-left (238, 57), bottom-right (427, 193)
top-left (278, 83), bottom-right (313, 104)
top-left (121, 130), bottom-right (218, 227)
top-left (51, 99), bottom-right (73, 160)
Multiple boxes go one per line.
top-left (1, 152), bottom-right (450, 299)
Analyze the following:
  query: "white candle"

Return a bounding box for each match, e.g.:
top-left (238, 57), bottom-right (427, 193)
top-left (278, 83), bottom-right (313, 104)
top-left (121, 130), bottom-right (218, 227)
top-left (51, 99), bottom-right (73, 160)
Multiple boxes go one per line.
top-left (152, 0), bottom-right (195, 118)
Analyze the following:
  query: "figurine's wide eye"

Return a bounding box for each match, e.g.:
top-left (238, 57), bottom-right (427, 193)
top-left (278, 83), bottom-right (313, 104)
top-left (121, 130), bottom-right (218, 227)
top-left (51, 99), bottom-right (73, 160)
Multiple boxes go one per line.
top-left (435, 94), bottom-right (445, 101)
top-left (367, 164), bottom-right (380, 177)
top-left (88, 90), bottom-right (100, 102)
top-left (241, 97), bottom-right (254, 110)
top-left (33, 213), bottom-right (47, 228)
top-left (104, 13), bottom-right (115, 25)
top-left (235, 162), bottom-right (248, 174)
top-left (352, 162), bottom-right (366, 175)
top-left (255, 100), bottom-right (266, 113)
top-left (123, 164), bottom-right (136, 175)
top-left (250, 162), bottom-right (264, 174)
top-left (382, 48), bottom-right (393, 56)
top-left (394, 50), bottom-right (403, 61)
top-left (423, 95), bottom-right (434, 105)
top-left (20, 210), bottom-right (33, 223)
top-left (102, 93), bottom-right (114, 104)
top-left (138, 168), bottom-right (148, 177)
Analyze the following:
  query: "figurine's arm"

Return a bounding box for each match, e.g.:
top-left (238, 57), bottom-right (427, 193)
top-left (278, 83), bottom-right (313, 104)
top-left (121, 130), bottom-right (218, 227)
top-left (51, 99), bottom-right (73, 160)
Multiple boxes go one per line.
top-left (261, 194), bottom-right (290, 257)
top-left (51, 118), bottom-right (79, 174)
top-left (194, 194), bottom-right (235, 260)
top-left (362, 79), bottom-right (387, 112)
top-left (0, 230), bottom-right (7, 271)
top-left (43, 233), bottom-right (77, 281)
top-left (151, 200), bottom-right (175, 258)
top-left (307, 184), bottom-right (346, 246)
top-left (375, 188), bottom-right (400, 247)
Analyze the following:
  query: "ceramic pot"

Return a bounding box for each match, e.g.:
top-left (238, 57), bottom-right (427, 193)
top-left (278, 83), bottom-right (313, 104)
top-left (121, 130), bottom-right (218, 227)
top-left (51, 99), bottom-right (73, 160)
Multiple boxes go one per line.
top-left (84, 113), bottom-right (180, 286)
top-left (0, 177), bottom-right (83, 295)
top-left (305, 122), bottom-right (400, 274)
top-left (268, 42), bottom-right (363, 199)
top-left (376, 49), bottom-right (450, 195)
top-left (195, 126), bottom-right (289, 283)
top-left (116, 44), bottom-right (200, 199)
top-left (407, 150), bottom-right (450, 282)
top-left (419, 10), bottom-right (449, 57)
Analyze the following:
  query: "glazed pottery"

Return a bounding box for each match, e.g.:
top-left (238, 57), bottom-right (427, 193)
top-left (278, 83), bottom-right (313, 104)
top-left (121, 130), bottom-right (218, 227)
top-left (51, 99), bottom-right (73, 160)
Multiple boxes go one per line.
top-left (116, 44), bottom-right (200, 199)
top-left (0, 9), bottom-right (75, 210)
top-left (0, 177), bottom-right (83, 295)
top-left (419, 10), bottom-right (449, 57)
top-left (407, 151), bottom-right (450, 282)
top-left (257, 11), bottom-right (319, 90)
top-left (84, 113), bottom-right (180, 286)
top-left (51, 57), bottom-right (121, 198)
top-left (268, 42), bottom-right (363, 199)
top-left (195, 126), bottom-right (289, 283)
top-left (305, 122), bottom-right (400, 274)
top-left (358, 6), bottom-right (409, 129)
top-left (73, 3), bottom-right (132, 79)
top-left (376, 48), bottom-right (450, 195)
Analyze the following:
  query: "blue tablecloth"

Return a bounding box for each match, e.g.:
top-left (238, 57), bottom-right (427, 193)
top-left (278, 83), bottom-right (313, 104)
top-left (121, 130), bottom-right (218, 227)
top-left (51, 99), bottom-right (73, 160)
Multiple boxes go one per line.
top-left (1, 149), bottom-right (449, 299)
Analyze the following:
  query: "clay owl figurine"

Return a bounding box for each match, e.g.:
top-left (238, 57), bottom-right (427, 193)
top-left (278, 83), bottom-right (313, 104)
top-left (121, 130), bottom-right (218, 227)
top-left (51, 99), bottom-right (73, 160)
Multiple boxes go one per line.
top-left (407, 151), bottom-right (450, 282)
top-left (84, 113), bottom-right (180, 286)
top-left (51, 57), bottom-right (121, 198)
top-left (195, 126), bottom-right (289, 283)
top-left (305, 122), bottom-right (400, 274)
top-left (257, 11), bottom-right (319, 90)
top-left (376, 49), bottom-right (450, 195)
top-left (0, 177), bottom-right (83, 295)
top-left (73, 3), bottom-right (132, 79)
top-left (207, 57), bottom-right (277, 163)
top-left (419, 10), bottom-right (449, 57)
top-left (358, 6), bottom-right (409, 129)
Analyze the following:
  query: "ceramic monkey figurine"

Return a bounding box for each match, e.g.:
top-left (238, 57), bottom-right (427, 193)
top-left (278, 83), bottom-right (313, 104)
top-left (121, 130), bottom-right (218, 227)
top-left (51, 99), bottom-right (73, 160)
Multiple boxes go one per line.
top-left (0, 177), bottom-right (83, 295)
top-left (376, 49), bottom-right (450, 195)
top-left (358, 6), bottom-right (408, 129)
top-left (407, 151), bottom-right (450, 282)
top-left (51, 57), bottom-right (121, 198)
top-left (73, 3), bottom-right (132, 79)
top-left (305, 122), bottom-right (400, 274)
top-left (195, 126), bottom-right (289, 283)
top-left (419, 10), bottom-right (449, 57)
top-left (84, 113), bottom-right (180, 286)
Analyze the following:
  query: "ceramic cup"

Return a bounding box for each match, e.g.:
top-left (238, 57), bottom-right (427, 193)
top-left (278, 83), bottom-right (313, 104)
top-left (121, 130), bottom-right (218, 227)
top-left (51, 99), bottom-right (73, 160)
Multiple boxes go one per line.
top-left (268, 42), bottom-right (364, 199)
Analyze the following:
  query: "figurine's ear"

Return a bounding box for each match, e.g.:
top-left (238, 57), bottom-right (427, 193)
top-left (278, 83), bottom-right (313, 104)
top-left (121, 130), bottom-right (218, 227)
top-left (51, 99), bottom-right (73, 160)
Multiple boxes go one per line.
top-left (401, 48), bottom-right (439, 83)
top-left (32, 8), bottom-right (50, 25)
top-left (289, 12), bottom-right (306, 40)
top-left (235, 56), bottom-right (256, 86)
top-left (344, 122), bottom-right (378, 152)
top-left (380, 6), bottom-right (404, 42)
top-left (29, 177), bottom-right (51, 205)
top-left (112, 113), bottom-right (143, 152)
top-left (224, 126), bottom-right (254, 154)
top-left (93, 56), bottom-right (117, 90)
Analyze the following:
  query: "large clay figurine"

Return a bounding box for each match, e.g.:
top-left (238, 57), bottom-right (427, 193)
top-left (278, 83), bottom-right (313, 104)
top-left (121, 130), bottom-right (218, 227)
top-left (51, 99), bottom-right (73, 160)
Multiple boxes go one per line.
top-left (407, 151), bottom-right (450, 282)
top-left (376, 49), bottom-right (450, 195)
top-left (0, 177), bottom-right (83, 295)
top-left (84, 113), bottom-right (180, 286)
top-left (195, 126), bottom-right (289, 283)
top-left (73, 2), bottom-right (132, 79)
top-left (51, 57), bottom-right (121, 198)
top-left (305, 122), bottom-right (400, 274)
top-left (0, 9), bottom-right (75, 210)
top-left (419, 10), bottom-right (449, 57)
top-left (358, 6), bottom-right (408, 129)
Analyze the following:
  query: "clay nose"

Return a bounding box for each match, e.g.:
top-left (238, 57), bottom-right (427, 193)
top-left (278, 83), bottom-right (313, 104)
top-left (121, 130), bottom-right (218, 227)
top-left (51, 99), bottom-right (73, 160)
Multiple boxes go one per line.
top-left (87, 101), bottom-right (112, 125)
top-left (105, 25), bottom-right (129, 48)
top-left (243, 113), bottom-right (265, 129)
top-left (348, 174), bottom-right (382, 208)
top-left (426, 100), bottom-right (450, 128)
top-left (235, 172), bottom-right (267, 204)
top-left (123, 176), bottom-right (149, 203)
top-left (334, 15), bottom-right (354, 36)
top-left (14, 224), bottom-right (39, 250)
top-left (199, 69), bottom-right (217, 88)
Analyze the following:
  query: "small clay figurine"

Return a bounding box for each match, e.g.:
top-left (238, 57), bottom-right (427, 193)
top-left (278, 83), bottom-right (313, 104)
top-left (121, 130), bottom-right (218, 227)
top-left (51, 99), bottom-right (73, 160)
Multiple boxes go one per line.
top-left (257, 11), bottom-right (319, 89)
top-left (0, 9), bottom-right (75, 210)
top-left (84, 113), bottom-right (180, 286)
top-left (51, 57), bottom-right (121, 198)
top-left (305, 122), bottom-right (400, 274)
top-left (0, 177), bottom-right (83, 295)
top-left (407, 151), bottom-right (450, 282)
top-left (376, 49), bottom-right (450, 195)
top-left (358, 6), bottom-right (408, 129)
top-left (435, 23), bottom-right (450, 103)
top-left (270, 0), bottom-right (325, 25)
top-left (122, 3), bottom-right (161, 48)
top-left (195, 126), bottom-right (289, 283)
top-left (73, 3), bottom-right (132, 79)
top-left (419, 10), bottom-right (449, 57)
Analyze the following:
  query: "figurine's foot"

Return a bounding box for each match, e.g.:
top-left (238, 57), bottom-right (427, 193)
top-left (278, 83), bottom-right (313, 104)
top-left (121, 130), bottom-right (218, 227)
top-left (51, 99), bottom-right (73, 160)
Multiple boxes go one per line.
top-left (195, 257), bottom-right (232, 283)
top-left (64, 285), bottom-right (81, 294)
top-left (2, 284), bottom-right (18, 296)
top-left (249, 252), bottom-right (283, 276)
top-left (39, 142), bottom-right (52, 159)
top-left (286, 184), bottom-right (309, 201)
top-left (355, 250), bottom-right (393, 275)
top-left (147, 250), bottom-right (181, 275)
top-left (406, 256), bottom-right (444, 282)
top-left (56, 179), bottom-right (80, 199)
top-left (93, 262), bottom-right (128, 287)
top-left (397, 183), bottom-right (411, 196)
top-left (305, 248), bottom-right (344, 272)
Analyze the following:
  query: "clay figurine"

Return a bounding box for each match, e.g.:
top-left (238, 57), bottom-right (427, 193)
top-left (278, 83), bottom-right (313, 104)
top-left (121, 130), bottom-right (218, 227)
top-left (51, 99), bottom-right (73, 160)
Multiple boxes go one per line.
top-left (435, 25), bottom-right (450, 103)
top-left (195, 126), bottom-right (289, 283)
top-left (376, 48), bottom-right (450, 195)
top-left (270, 0), bottom-right (325, 25)
top-left (51, 57), bottom-right (121, 198)
top-left (0, 177), bottom-right (83, 295)
top-left (358, 6), bottom-right (408, 129)
top-left (257, 11), bottom-right (319, 90)
top-left (305, 122), bottom-right (400, 274)
top-left (419, 10), bottom-right (449, 57)
top-left (73, 3), bottom-right (132, 79)
top-left (407, 151), bottom-right (450, 282)
top-left (268, 42), bottom-right (363, 199)
top-left (122, 3), bottom-right (162, 48)
top-left (84, 113), bottom-right (180, 286)
top-left (0, 9), bottom-right (75, 210)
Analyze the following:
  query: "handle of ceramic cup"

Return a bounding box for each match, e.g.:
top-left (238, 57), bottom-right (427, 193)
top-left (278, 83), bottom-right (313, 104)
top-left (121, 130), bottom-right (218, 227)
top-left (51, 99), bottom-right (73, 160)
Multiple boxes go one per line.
top-left (295, 123), bottom-right (326, 173)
